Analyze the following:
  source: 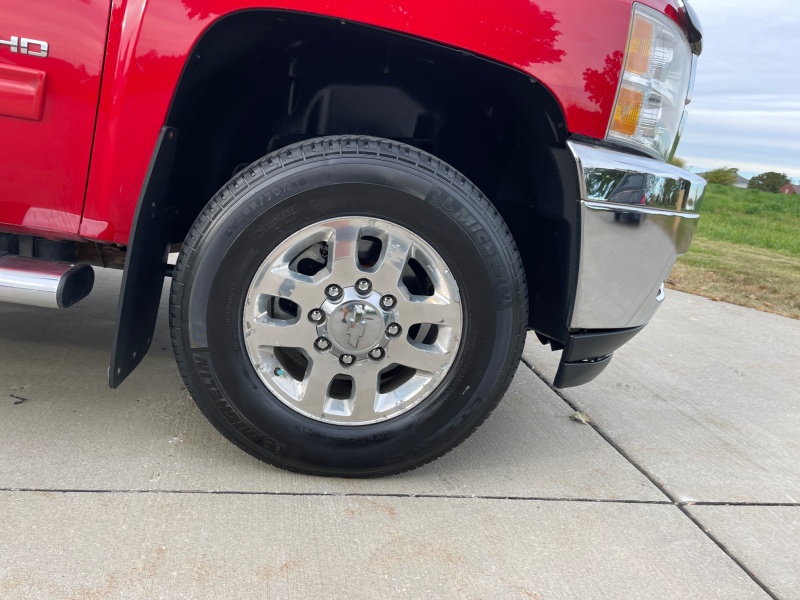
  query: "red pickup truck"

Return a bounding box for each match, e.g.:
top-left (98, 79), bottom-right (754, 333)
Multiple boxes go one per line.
top-left (0, 0), bottom-right (705, 476)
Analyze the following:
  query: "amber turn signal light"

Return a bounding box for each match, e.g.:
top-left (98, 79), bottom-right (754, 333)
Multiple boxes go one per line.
top-left (610, 86), bottom-right (643, 137)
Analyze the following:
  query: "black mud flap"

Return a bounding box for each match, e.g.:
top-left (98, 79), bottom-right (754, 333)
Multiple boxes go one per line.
top-left (109, 127), bottom-right (178, 388)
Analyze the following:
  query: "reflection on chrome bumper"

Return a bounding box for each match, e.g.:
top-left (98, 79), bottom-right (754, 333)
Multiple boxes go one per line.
top-left (568, 141), bottom-right (706, 329)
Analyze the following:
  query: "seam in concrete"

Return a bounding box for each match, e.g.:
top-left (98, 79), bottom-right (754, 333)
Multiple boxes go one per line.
top-left (3, 486), bottom-right (794, 508)
top-left (0, 487), bottom-right (670, 504)
top-left (521, 357), bottom-right (780, 600)
top-left (683, 501), bottom-right (800, 507)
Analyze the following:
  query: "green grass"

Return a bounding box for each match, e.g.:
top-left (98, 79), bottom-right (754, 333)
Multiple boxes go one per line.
top-left (693, 185), bottom-right (800, 257)
top-left (669, 184), bottom-right (800, 319)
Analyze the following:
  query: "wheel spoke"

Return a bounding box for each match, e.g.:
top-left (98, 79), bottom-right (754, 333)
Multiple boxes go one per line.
top-left (248, 320), bottom-right (315, 351)
top-left (251, 267), bottom-right (323, 313)
top-left (369, 234), bottom-right (412, 292)
top-left (386, 338), bottom-right (452, 373)
top-left (395, 293), bottom-right (460, 328)
top-left (299, 357), bottom-right (340, 417)
top-left (329, 223), bottom-right (364, 283)
top-left (349, 367), bottom-right (381, 421)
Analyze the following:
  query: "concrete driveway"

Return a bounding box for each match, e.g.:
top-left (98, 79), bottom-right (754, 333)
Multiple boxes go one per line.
top-left (1, 270), bottom-right (798, 599)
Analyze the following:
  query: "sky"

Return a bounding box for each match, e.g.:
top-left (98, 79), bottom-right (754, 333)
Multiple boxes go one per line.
top-left (676, 0), bottom-right (800, 181)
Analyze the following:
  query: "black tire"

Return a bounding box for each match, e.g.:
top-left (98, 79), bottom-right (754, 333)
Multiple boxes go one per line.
top-left (169, 136), bottom-right (527, 477)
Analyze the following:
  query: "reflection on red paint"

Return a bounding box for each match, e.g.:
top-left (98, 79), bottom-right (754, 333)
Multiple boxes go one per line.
top-left (583, 50), bottom-right (624, 114)
top-left (497, 2), bottom-right (565, 67)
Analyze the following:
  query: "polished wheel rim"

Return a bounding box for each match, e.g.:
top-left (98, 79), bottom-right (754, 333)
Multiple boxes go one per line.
top-left (243, 216), bottom-right (463, 425)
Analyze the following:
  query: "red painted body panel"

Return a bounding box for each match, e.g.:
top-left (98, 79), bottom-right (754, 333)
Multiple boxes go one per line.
top-left (0, 0), bottom-right (111, 238)
top-left (1, 0), bottom-right (682, 243)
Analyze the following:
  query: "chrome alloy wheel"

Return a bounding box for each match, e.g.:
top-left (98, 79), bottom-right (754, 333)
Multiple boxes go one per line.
top-left (242, 217), bottom-right (463, 426)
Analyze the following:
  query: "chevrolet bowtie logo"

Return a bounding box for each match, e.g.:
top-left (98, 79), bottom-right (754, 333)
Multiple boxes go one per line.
top-left (342, 304), bottom-right (371, 348)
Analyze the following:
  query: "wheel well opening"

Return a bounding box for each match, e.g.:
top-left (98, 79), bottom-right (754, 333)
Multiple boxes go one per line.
top-left (164, 10), bottom-right (580, 340)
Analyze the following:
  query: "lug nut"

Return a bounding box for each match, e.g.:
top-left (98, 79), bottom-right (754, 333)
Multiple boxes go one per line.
top-left (380, 294), bottom-right (396, 309)
top-left (314, 337), bottom-right (331, 351)
top-left (386, 323), bottom-right (401, 337)
top-left (369, 347), bottom-right (385, 361)
top-left (308, 308), bottom-right (325, 323)
top-left (355, 278), bottom-right (372, 294)
top-left (340, 354), bottom-right (355, 366)
top-left (325, 284), bottom-right (342, 300)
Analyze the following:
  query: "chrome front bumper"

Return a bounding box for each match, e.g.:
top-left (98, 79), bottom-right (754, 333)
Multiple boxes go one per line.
top-left (568, 141), bottom-right (706, 330)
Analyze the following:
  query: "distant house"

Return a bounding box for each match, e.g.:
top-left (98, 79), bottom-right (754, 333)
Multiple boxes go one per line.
top-left (780, 183), bottom-right (799, 195)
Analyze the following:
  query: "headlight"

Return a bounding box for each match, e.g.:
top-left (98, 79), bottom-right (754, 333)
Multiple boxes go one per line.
top-left (607, 3), bottom-right (694, 160)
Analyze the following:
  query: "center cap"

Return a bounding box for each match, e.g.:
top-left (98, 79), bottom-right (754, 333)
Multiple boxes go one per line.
top-left (328, 301), bottom-right (383, 352)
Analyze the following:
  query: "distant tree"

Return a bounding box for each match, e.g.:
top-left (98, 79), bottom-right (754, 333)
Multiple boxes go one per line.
top-left (749, 171), bottom-right (791, 193)
top-left (702, 167), bottom-right (739, 186)
top-left (669, 156), bottom-right (687, 169)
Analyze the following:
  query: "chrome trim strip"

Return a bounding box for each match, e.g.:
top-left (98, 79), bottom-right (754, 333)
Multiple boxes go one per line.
top-left (687, 54), bottom-right (698, 104)
top-left (568, 140), bottom-right (706, 213)
top-left (570, 144), bottom-right (588, 201)
top-left (669, 110), bottom-right (689, 162)
top-left (583, 200), bottom-right (699, 219)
